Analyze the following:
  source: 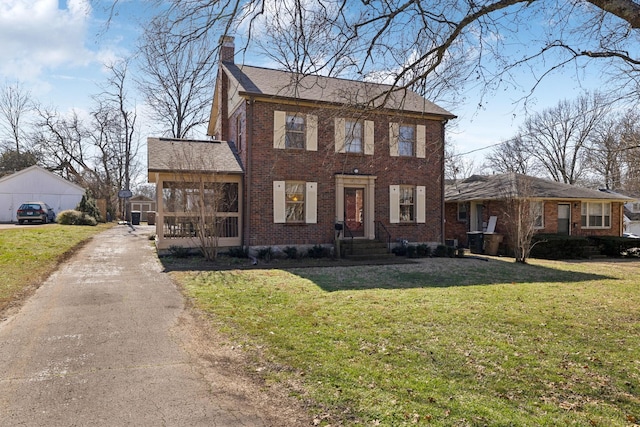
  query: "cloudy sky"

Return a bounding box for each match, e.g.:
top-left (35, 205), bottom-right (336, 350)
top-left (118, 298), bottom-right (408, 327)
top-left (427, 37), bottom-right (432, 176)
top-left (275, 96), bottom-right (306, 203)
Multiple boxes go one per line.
top-left (1, 1), bottom-right (134, 107)
top-left (0, 0), bottom-right (606, 168)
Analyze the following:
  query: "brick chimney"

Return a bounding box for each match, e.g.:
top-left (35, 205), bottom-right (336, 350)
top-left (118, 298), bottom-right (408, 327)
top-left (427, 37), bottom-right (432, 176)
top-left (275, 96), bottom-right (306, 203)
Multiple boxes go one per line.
top-left (220, 36), bottom-right (235, 63)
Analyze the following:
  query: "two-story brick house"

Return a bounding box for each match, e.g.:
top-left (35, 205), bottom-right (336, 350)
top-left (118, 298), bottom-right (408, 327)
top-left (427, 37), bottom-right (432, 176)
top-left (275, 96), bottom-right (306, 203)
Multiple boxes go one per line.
top-left (149, 36), bottom-right (455, 254)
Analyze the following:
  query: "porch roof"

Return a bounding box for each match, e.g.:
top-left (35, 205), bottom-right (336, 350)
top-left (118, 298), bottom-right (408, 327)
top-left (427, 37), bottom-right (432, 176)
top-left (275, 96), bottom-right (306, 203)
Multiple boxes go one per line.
top-left (445, 173), bottom-right (633, 203)
top-left (147, 137), bottom-right (244, 175)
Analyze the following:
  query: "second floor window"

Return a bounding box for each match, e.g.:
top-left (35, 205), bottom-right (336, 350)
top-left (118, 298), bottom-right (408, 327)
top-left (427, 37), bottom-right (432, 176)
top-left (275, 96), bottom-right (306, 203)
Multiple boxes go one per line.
top-left (345, 120), bottom-right (363, 153)
top-left (286, 114), bottom-right (305, 149)
top-left (399, 125), bottom-right (415, 156)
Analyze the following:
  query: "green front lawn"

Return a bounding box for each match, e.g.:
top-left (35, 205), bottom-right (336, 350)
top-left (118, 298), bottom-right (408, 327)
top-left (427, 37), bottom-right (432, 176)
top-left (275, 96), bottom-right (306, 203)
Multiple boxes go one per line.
top-left (174, 258), bottom-right (640, 426)
top-left (0, 224), bottom-right (111, 312)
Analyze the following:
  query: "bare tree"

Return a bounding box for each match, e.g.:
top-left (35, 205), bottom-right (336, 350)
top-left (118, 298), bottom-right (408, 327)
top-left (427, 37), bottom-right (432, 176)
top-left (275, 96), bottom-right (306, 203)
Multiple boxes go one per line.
top-left (0, 81), bottom-right (33, 153)
top-left (33, 107), bottom-right (94, 185)
top-left (94, 60), bottom-right (141, 218)
top-left (620, 111), bottom-right (640, 193)
top-left (518, 92), bottom-right (610, 184)
top-left (137, 16), bottom-right (216, 138)
top-left (445, 145), bottom-right (477, 181)
top-left (485, 136), bottom-right (533, 175)
top-left (498, 174), bottom-right (542, 263)
top-left (152, 0), bottom-right (640, 106)
top-left (586, 117), bottom-right (624, 190)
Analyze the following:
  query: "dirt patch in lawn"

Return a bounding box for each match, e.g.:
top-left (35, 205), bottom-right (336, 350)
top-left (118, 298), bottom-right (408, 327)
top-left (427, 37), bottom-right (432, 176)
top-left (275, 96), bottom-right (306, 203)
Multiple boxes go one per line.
top-left (171, 297), bottom-right (315, 426)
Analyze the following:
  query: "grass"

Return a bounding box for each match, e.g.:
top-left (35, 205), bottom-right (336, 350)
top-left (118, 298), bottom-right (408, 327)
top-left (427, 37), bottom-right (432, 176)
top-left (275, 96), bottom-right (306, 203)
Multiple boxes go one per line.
top-left (173, 257), bottom-right (640, 426)
top-left (0, 224), bottom-right (111, 313)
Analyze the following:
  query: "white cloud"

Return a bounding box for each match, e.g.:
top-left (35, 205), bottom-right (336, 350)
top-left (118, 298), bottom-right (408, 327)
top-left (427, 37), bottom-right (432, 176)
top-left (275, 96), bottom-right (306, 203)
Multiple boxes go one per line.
top-left (0, 0), bottom-right (94, 80)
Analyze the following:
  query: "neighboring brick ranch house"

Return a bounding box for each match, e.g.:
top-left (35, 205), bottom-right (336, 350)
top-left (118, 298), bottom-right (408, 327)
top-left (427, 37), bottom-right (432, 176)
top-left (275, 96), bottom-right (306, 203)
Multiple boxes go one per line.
top-left (445, 173), bottom-right (632, 250)
top-left (148, 36), bottom-right (456, 254)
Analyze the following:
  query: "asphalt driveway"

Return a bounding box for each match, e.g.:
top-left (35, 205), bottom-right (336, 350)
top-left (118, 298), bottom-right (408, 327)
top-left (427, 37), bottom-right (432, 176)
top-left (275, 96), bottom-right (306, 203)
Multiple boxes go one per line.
top-left (0, 225), bottom-right (294, 426)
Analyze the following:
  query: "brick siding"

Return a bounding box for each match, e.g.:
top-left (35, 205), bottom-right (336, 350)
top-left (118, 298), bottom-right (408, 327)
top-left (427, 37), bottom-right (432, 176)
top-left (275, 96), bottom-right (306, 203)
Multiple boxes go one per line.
top-left (226, 100), bottom-right (446, 248)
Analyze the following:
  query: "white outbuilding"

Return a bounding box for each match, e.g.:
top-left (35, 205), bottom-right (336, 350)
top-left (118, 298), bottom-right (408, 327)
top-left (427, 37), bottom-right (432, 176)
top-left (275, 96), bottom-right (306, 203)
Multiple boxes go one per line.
top-left (0, 165), bottom-right (85, 223)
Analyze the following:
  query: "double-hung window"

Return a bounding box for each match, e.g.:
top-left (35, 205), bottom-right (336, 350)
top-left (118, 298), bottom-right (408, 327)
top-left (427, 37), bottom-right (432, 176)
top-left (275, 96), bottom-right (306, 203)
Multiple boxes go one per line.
top-left (273, 181), bottom-right (318, 224)
top-left (285, 114), bottom-right (305, 149)
top-left (531, 201), bottom-right (544, 228)
top-left (345, 120), bottom-right (363, 153)
top-left (457, 203), bottom-right (468, 222)
top-left (390, 123), bottom-right (426, 158)
top-left (390, 185), bottom-right (426, 224)
top-left (399, 186), bottom-right (415, 222)
top-left (274, 111), bottom-right (317, 151)
top-left (581, 202), bottom-right (611, 228)
top-left (398, 125), bottom-right (415, 156)
top-left (285, 182), bottom-right (305, 222)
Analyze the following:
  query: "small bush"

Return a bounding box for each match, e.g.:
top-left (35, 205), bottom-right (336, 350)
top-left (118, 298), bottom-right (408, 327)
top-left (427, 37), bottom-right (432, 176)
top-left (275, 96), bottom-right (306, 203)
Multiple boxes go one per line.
top-left (308, 244), bottom-right (327, 259)
top-left (432, 245), bottom-right (448, 257)
top-left (416, 244), bottom-right (431, 257)
top-left (406, 245), bottom-right (417, 258)
top-left (56, 210), bottom-right (98, 226)
top-left (283, 246), bottom-right (298, 259)
top-left (168, 245), bottom-right (191, 258)
top-left (258, 247), bottom-right (273, 261)
top-left (392, 245), bottom-right (407, 256)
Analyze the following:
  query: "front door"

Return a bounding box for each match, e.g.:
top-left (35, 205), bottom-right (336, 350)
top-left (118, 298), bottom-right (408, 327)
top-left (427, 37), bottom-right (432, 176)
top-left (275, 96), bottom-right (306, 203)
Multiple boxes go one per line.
top-left (344, 188), bottom-right (365, 237)
top-left (471, 203), bottom-right (485, 232)
top-left (558, 204), bottom-right (570, 235)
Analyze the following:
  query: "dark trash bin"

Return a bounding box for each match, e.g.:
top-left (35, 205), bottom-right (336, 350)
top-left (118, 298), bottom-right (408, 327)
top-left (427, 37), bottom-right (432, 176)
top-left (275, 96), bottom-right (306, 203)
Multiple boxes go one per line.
top-left (147, 211), bottom-right (156, 226)
top-left (467, 232), bottom-right (484, 254)
top-left (131, 211), bottom-right (141, 225)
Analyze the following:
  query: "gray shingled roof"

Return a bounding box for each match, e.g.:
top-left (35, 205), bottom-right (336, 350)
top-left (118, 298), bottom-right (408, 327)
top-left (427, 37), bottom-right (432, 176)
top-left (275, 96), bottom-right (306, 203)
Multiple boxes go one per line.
top-left (445, 173), bottom-right (632, 202)
top-left (147, 137), bottom-right (243, 174)
top-left (223, 62), bottom-right (456, 118)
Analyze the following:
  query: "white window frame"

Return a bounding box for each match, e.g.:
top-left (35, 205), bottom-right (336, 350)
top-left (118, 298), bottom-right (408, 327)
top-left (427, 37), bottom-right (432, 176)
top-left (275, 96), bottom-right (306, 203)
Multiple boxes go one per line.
top-left (457, 203), bottom-right (467, 222)
top-left (532, 201), bottom-right (544, 229)
top-left (236, 115), bottom-right (243, 153)
top-left (390, 185), bottom-right (426, 224)
top-left (274, 111), bottom-right (317, 151)
top-left (398, 125), bottom-right (415, 156)
top-left (581, 202), bottom-right (611, 228)
top-left (399, 186), bottom-right (415, 222)
top-left (345, 120), bottom-right (363, 153)
top-left (273, 181), bottom-right (317, 224)
top-left (285, 114), bottom-right (305, 149)
top-left (390, 123), bottom-right (426, 157)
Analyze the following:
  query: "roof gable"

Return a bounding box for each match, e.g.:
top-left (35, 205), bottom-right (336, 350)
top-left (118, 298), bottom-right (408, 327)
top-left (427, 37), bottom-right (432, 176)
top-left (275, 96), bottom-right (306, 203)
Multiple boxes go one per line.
top-left (0, 165), bottom-right (85, 194)
top-left (445, 173), bottom-right (633, 202)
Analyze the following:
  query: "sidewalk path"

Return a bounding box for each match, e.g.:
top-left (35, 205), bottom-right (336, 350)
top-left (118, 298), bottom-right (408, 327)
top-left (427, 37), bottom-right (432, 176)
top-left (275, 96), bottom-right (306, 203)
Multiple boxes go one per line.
top-left (0, 225), bottom-right (283, 426)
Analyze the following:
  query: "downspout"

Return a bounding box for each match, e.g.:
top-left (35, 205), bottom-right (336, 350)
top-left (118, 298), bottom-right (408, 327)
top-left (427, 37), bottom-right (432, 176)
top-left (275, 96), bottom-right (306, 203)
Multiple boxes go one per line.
top-left (244, 98), bottom-right (254, 248)
top-left (440, 120), bottom-right (447, 244)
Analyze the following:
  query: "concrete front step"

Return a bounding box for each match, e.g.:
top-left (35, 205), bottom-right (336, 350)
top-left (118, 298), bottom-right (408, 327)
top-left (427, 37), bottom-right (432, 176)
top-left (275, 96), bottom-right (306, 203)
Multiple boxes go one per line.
top-left (340, 239), bottom-right (392, 259)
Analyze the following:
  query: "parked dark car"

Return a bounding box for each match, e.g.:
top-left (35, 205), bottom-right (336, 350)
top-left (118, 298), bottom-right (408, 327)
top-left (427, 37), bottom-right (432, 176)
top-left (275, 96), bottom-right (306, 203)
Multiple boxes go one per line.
top-left (17, 202), bottom-right (56, 224)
